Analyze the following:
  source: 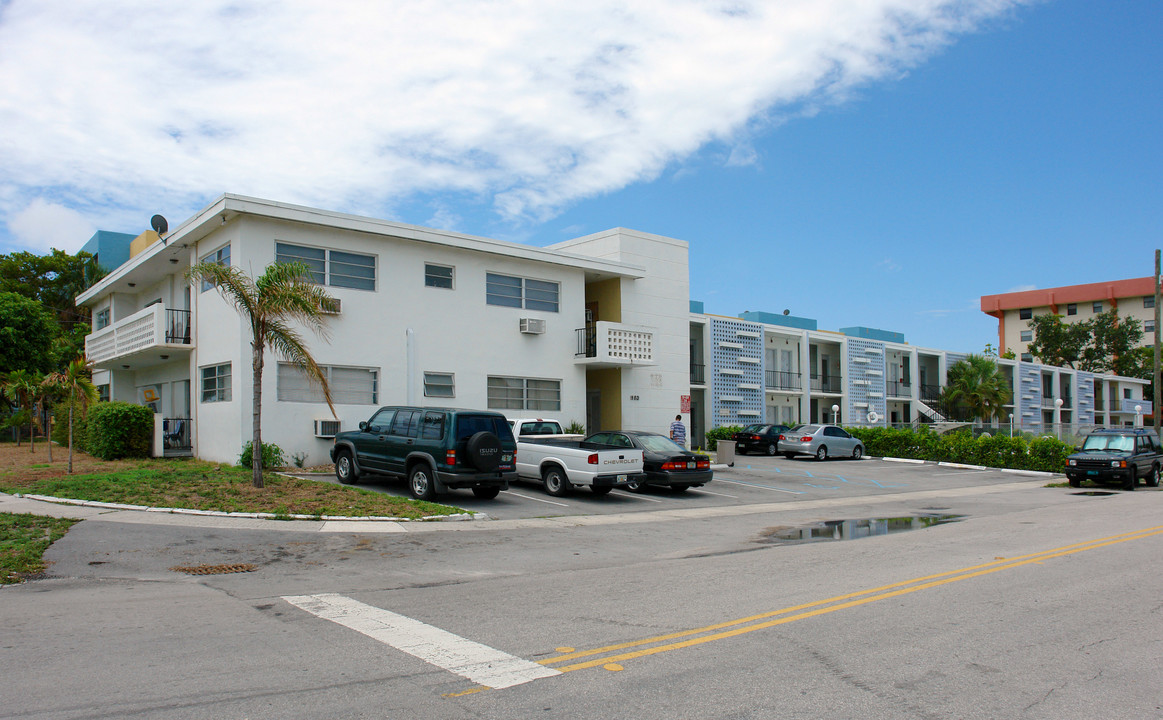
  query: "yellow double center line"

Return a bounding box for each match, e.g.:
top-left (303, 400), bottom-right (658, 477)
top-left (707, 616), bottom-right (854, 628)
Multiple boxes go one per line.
top-left (539, 525), bottom-right (1163, 674)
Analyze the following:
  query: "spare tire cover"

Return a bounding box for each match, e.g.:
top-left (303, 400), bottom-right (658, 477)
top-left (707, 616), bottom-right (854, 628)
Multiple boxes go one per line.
top-left (466, 431), bottom-right (502, 471)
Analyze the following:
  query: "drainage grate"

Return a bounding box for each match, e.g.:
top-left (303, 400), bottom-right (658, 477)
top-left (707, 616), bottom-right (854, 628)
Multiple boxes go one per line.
top-left (171, 563), bottom-right (256, 575)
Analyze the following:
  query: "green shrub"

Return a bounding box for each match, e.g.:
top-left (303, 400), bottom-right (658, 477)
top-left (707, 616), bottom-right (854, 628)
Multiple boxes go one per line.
top-left (705, 425), bottom-right (742, 452)
top-left (848, 425), bottom-right (1071, 473)
top-left (50, 399), bottom-right (89, 452)
top-left (85, 402), bottom-right (153, 460)
top-left (239, 441), bottom-right (285, 469)
top-left (1026, 436), bottom-right (1072, 473)
top-left (565, 420), bottom-right (586, 435)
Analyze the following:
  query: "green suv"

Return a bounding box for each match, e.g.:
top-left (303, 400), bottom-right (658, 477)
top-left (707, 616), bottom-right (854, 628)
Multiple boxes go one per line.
top-left (330, 407), bottom-right (517, 500)
top-left (1065, 428), bottom-right (1162, 491)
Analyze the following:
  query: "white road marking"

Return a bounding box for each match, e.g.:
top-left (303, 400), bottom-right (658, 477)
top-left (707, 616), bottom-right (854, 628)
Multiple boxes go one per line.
top-left (283, 593), bottom-right (560, 689)
top-left (717, 479), bottom-right (805, 494)
top-left (696, 489), bottom-right (739, 499)
top-left (506, 491), bottom-right (570, 507)
top-left (616, 491), bottom-right (663, 502)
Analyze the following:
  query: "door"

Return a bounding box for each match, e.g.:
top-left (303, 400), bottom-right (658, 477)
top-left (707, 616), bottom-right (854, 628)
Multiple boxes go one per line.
top-left (385, 409), bottom-right (421, 475)
top-left (354, 408), bottom-right (396, 471)
top-left (587, 391), bottom-right (601, 435)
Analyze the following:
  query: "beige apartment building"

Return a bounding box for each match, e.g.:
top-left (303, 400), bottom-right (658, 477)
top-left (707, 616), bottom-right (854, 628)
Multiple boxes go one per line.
top-left (981, 277), bottom-right (1157, 362)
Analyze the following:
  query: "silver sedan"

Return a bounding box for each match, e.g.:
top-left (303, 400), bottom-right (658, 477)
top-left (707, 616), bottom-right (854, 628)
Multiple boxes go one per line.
top-left (777, 424), bottom-right (865, 461)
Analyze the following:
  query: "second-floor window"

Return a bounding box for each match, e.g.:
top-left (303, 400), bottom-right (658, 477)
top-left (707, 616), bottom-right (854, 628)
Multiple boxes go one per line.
top-left (276, 243), bottom-right (376, 291)
top-left (1020, 330), bottom-right (1032, 342)
top-left (486, 273), bottom-right (559, 312)
top-left (95, 308), bottom-right (110, 330)
top-left (201, 363), bottom-right (231, 403)
top-left (1019, 307), bottom-right (1032, 320)
top-left (1146, 296), bottom-right (1156, 309)
top-left (200, 244), bottom-right (231, 292)
top-left (1066, 303), bottom-right (1077, 315)
top-left (425, 264), bottom-right (454, 289)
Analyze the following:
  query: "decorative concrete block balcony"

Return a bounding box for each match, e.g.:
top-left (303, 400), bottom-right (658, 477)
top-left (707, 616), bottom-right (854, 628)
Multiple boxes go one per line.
top-left (575, 321), bottom-right (655, 367)
top-left (86, 305), bottom-right (193, 369)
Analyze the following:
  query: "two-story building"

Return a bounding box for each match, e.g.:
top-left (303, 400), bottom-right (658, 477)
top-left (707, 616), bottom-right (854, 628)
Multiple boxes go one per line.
top-left (77, 195), bottom-right (690, 465)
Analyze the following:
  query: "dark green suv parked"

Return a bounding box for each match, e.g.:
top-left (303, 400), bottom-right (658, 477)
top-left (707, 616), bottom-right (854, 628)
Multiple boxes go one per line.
top-left (1066, 428), bottom-right (1162, 491)
top-left (330, 407), bottom-right (517, 501)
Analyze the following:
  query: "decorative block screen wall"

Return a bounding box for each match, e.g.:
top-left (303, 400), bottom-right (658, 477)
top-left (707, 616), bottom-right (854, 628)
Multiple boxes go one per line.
top-left (845, 338), bottom-right (887, 424)
top-left (710, 317), bottom-right (764, 427)
top-left (1016, 361), bottom-right (1043, 427)
top-left (1075, 371), bottom-right (1095, 425)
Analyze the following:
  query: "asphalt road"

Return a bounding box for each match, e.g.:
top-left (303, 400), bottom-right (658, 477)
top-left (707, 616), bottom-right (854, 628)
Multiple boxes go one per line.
top-left (3, 460), bottom-right (1162, 719)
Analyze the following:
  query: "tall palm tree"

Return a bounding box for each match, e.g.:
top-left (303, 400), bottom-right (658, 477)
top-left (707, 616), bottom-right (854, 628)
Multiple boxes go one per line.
top-left (941, 354), bottom-right (1012, 424)
top-left (44, 357), bottom-right (99, 474)
top-left (187, 261), bottom-right (336, 487)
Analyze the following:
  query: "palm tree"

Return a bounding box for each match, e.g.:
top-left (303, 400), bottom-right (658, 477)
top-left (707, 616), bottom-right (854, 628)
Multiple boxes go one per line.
top-left (2, 370), bottom-right (33, 447)
top-left (3, 370), bottom-right (42, 451)
top-left (941, 354), bottom-right (1012, 424)
top-left (186, 261), bottom-right (336, 487)
top-left (44, 357), bottom-right (99, 474)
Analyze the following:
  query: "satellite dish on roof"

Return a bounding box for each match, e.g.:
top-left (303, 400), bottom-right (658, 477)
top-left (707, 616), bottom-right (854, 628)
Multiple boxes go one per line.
top-left (151, 214), bottom-right (168, 236)
top-left (783, 309), bottom-right (790, 315)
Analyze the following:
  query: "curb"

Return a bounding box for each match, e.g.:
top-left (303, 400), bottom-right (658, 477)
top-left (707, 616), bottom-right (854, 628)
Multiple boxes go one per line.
top-left (871, 457), bottom-right (1061, 478)
top-left (11, 493), bottom-right (488, 523)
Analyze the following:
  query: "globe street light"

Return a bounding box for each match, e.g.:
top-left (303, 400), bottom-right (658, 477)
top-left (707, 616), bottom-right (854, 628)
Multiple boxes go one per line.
top-left (831, 404), bottom-right (839, 425)
top-left (1055, 397), bottom-right (1064, 441)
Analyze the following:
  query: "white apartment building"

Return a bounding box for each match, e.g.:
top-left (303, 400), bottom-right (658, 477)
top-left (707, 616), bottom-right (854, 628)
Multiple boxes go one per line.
top-left (77, 195), bottom-right (691, 465)
top-left (687, 309), bottom-right (1152, 448)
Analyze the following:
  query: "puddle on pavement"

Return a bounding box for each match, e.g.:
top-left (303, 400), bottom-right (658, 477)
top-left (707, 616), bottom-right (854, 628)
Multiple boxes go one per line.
top-left (1071, 491), bottom-right (1117, 496)
top-left (756, 514), bottom-right (964, 545)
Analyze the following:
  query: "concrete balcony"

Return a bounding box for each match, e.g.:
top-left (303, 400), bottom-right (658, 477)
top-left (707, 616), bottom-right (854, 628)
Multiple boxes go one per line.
top-left (575, 321), bottom-right (655, 368)
top-left (86, 305), bottom-right (193, 370)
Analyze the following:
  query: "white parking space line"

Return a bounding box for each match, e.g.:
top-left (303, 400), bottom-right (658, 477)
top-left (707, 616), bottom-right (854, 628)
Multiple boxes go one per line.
top-left (717, 479), bottom-right (805, 494)
top-left (695, 488), bottom-right (739, 499)
top-left (615, 491), bottom-right (663, 502)
top-left (505, 491), bottom-right (569, 507)
top-left (283, 593), bottom-right (560, 689)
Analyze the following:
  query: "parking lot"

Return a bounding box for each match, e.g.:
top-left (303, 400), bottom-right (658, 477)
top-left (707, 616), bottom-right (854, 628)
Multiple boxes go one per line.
top-left (319, 456), bottom-right (1064, 521)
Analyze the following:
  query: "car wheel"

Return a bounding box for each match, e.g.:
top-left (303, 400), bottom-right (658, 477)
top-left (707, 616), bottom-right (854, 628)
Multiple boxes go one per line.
top-left (766, 443), bottom-right (777, 456)
top-left (334, 450), bottom-right (359, 484)
top-left (471, 486), bottom-right (501, 500)
top-left (1148, 465), bottom-right (1161, 488)
top-left (782, 452), bottom-right (796, 459)
top-left (1068, 476), bottom-right (1081, 488)
top-left (851, 445), bottom-right (863, 460)
top-left (625, 479), bottom-right (645, 493)
top-left (543, 467), bottom-right (571, 497)
top-left (815, 445), bottom-right (828, 461)
top-left (590, 486), bottom-right (613, 496)
top-left (409, 464), bottom-right (438, 501)
top-left (1122, 472), bottom-right (1136, 491)
top-left (670, 484), bottom-right (691, 493)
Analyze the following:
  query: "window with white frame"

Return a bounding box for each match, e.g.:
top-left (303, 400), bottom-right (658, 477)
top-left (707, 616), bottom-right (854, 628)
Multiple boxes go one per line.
top-left (1093, 301), bottom-right (1103, 313)
top-left (199, 244), bottom-right (231, 292)
top-left (1021, 353), bottom-right (1033, 363)
top-left (277, 363), bottom-right (378, 405)
top-left (423, 372), bottom-right (455, 398)
top-left (487, 376), bottom-right (561, 411)
top-left (95, 308), bottom-right (110, 330)
top-left (1147, 319), bottom-right (1156, 334)
top-left (486, 273), bottom-right (559, 312)
top-left (276, 242), bottom-right (376, 291)
top-left (1020, 330), bottom-right (1032, 342)
top-left (425, 264), bottom-right (454, 289)
top-left (1146, 296), bottom-right (1156, 309)
top-left (201, 363), bottom-right (231, 403)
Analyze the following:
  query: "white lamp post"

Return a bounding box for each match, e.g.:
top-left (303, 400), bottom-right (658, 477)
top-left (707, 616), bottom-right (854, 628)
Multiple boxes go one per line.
top-left (831, 404), bottom-right (839, 425)
top-left (1055, 398), bottom-right (1064, 440)
top-left (1009, 413), bottom-right (1014, 438)
top-left (1136, 404), bottom-right (1143, 428)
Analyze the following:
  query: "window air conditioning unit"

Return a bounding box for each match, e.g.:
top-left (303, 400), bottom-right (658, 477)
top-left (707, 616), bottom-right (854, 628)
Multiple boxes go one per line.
top-left (320, 298), bottom-right (342, 315)
top-left (314, 419), bottom-right (341, 438)
top-left (519, 318), bottom-right (546, 334)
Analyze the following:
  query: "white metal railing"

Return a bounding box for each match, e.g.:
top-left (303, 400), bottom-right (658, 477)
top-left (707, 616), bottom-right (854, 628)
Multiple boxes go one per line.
top-left (86, 305), bottom-right (192, 365)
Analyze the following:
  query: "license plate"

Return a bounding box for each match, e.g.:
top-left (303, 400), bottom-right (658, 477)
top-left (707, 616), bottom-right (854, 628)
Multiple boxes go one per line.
top-left (617, 474), bottom-right (627, 482)
top-left (1087, 470), bottom-right (1098, 476)
top-left (687, 462), bottom-right (696, 469)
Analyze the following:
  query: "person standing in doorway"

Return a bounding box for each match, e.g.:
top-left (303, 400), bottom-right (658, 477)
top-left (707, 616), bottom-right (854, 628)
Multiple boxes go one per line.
top-left (670, 414), bottom-right (687, 448)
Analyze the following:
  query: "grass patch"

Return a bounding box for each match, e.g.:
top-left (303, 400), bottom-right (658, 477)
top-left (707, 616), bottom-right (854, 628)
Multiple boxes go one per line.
top-left (1, 513), bottom-right (79, 584)
top-left (0, 448), bottom-right (463, 520)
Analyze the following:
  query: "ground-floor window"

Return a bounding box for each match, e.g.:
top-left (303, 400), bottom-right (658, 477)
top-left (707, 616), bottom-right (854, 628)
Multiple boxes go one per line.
top-left (424, 372), bottom-right (455, 398)
top-left (201, 363), bottom-right (231, 403)
top-left (277, 364), bottom-right (377, 405)
top-left (487, 376), bottom-right (561, 411)
top-left (96, 384), bottom-right (110, 403)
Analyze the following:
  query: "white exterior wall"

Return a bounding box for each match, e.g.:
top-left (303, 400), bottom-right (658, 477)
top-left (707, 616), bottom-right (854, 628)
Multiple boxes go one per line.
top-left (552, 229), bottom-right (691, 438)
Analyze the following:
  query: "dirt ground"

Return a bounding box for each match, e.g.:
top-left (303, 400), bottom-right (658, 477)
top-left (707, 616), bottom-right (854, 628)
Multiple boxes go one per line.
top-left (0, 440), bottom-right (138, 486)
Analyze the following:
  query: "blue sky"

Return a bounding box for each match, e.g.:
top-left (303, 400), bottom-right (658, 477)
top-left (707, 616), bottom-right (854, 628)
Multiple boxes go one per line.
top-left (1, 0), bottom-right (1160, 353)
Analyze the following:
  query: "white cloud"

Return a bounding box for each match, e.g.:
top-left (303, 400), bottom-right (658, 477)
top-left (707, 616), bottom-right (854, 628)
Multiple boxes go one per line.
top-left (0, 0), bottom-right (1029, 241)
top-left (6, 199), bottom-right (96, 253)
top-left (1006, 284), bottom-right (1038, 292)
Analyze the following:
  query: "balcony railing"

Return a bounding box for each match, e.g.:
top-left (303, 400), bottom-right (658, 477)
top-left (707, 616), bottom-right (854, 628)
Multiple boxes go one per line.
top-left (886, 380), bottom-right (912, 397)
top-left (86, 304), bottom-right (193, 366)
top-left (810, 374), bottom-right (842, 393)
top-left (765, 370), bottom-right (802, 391)
top-left (574, 322), bottom-right (655, 366)
top-left (920, 384), bottom-right (942, 404)
top-left (690, 363), bottom-right (705, 384)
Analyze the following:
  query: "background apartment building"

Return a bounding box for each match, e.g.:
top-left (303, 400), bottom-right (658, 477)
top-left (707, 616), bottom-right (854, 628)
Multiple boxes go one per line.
top-left (980, 277), bottom-right (1157, 362)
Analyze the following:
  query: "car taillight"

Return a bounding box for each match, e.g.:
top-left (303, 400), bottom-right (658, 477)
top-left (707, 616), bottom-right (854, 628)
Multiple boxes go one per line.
top-left (801, 436), bottom-right (813, 442)
top-left (446, 449), bottom-right (456, 465)
top-left (696, 459), bottom-right (710, 469)
top-left (662, 461), bottom-right (681, 470)
top-left (778, 434), bottom-right (785, 441)
top-left (588, 453), bottom-right (599, 465)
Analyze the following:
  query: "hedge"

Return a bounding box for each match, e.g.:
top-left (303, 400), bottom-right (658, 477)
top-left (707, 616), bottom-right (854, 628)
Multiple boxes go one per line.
top-left (704, 425), bottom-right (742, 451)
top-left (85, 402), bottom-right (154, 460)
top-left (846, 426), bottom-right (1070, 473)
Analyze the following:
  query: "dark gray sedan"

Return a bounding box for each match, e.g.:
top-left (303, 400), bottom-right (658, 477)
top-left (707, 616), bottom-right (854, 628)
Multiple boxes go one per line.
top-left (777, 424), bottom-right (865, 461)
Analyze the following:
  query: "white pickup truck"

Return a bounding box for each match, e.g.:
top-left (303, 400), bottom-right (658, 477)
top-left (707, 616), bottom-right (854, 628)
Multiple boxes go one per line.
top-left (509, 418), bottom-right (646, 497)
